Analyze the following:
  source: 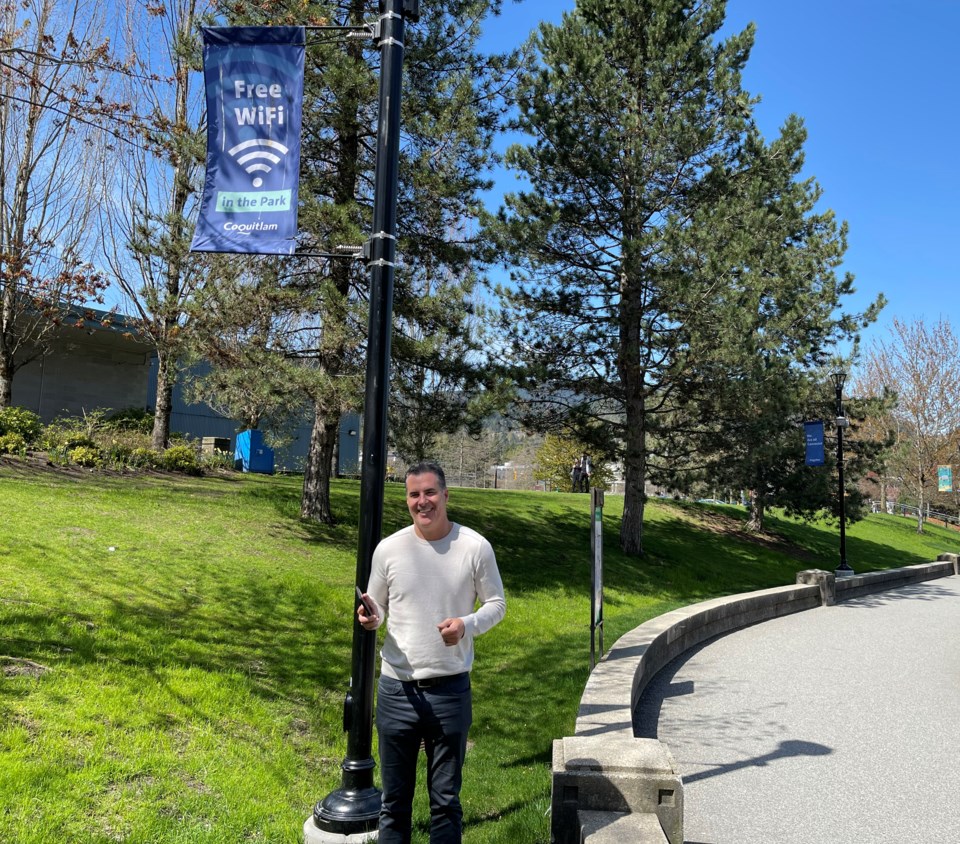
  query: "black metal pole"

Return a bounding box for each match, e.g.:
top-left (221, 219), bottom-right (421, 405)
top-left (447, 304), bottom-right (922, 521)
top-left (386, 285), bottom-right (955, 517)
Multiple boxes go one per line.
top-left (835, 376), bottom-right (854, 576)
top-left (312, 0), bottom-right (418, 836)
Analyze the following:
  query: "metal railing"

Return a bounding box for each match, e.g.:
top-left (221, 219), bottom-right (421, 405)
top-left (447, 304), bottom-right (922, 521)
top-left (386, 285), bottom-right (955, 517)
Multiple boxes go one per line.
top-left (873, 500), bottom-right (959, 530)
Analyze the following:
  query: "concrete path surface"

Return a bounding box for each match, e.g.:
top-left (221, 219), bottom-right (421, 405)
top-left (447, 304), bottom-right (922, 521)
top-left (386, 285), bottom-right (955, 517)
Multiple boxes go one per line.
top-left (634, 576), bottom-right (960, 844)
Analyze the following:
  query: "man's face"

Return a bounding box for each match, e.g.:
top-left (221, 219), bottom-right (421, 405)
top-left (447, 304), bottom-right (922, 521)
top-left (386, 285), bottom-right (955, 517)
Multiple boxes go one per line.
top-left (405, 471), bottom-right (451, 541)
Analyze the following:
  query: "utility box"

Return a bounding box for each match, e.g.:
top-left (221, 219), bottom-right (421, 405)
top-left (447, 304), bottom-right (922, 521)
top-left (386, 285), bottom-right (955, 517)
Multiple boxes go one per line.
top-left (234, 429), bottom-right (274, 474)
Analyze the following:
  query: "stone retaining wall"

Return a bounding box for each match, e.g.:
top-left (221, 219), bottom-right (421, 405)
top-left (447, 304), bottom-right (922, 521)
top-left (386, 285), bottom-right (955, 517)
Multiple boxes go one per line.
top-left (551, 554), bottom-right (960, 844)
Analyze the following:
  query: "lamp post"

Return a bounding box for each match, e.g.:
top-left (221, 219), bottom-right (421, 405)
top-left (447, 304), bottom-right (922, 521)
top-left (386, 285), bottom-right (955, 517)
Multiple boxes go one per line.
top-left (833, 371), bottom-right (854, 577)
top-left (307, 1), bottom-right (420, 841)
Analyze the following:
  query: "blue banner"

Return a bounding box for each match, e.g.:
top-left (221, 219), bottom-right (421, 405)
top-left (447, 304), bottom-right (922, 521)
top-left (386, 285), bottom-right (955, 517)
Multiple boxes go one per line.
top-left (804, 420), bottom-right (825, 467)
top-left (191, 27), bottom-right (304, 255)
top-left (939, 465), bottom-right (953, 492)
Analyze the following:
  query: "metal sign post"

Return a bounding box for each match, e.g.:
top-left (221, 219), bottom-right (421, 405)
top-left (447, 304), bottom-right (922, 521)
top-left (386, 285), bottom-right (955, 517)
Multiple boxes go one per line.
top-left (590, 488), bottom-right (604, 670)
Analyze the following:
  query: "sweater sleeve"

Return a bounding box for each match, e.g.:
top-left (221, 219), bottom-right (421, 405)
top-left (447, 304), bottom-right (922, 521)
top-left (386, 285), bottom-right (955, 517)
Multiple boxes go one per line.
top-left (364, 545), bottom-right (388, 630)
top-left (462, 537), bottom-right (506, 638)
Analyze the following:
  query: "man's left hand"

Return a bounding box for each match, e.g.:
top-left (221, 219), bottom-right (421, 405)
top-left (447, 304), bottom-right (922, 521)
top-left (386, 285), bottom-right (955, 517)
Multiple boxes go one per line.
top-left (437, 618), bottom-right (465, 646)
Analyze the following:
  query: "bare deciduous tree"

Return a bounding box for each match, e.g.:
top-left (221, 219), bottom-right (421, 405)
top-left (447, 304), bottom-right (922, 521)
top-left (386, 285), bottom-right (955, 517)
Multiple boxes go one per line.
top-left (859, 317), bottom-right (960, 532)
top-left (0, 0), bottom-right (114, 406)
top-left (99, 0), bottom-right (208, 449)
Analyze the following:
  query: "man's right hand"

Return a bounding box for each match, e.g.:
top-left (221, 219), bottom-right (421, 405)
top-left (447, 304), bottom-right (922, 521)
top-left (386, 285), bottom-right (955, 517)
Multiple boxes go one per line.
top-left (357, 594), bottom-right (379, 630)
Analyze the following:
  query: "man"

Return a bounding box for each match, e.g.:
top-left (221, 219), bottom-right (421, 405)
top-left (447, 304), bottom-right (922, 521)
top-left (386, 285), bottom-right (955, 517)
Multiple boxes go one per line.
top-left (580, 453), bottom-right (592, 492)
top-left (357, 461), bottom-right (506, 844)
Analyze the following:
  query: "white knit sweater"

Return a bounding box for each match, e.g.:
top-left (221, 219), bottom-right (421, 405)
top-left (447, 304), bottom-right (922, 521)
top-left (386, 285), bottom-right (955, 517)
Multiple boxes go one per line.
top-left (366, 523), bottom-right (506, 681)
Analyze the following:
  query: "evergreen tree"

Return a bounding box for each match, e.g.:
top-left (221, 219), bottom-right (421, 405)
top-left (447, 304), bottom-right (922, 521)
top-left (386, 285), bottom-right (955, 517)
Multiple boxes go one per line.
top-left (494, 0), bottom-right (880, 554)
top-left (197, 0), bottom-right (517, 522)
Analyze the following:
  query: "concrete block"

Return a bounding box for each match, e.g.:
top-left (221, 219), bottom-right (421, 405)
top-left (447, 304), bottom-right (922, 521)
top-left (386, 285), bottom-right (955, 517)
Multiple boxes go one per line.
top-left (578, 810), bottom-right (668, 843)
top-left (552, 737), bottom-right (682, 844)
top-left (834, 562), bottom-right (955, 600)
top-left (796, 569), bottom-right (836, 606)
top-left (303, 817), bottom-right (377, 843)
top-left (937, 553), bottom-right (959, 575)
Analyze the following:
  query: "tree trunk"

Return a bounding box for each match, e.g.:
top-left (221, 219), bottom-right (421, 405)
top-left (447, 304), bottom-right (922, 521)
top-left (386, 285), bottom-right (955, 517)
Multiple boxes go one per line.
top-left (619, 332), bottom-right (647, 556)
top-left (618, 259), bottom-right (648, 556)
top-left (746, 491), bottom-right (765, 532)
top-left (151, 352), bottom-right (173, 450)
top-left (916, 458), bottom-right (925, 534)
top-left (0, 351), bottom-right (12, 408)
top-left (620, 442), bottom-right (647, 556)
top-left (301, 403), bottom-right (339, 524)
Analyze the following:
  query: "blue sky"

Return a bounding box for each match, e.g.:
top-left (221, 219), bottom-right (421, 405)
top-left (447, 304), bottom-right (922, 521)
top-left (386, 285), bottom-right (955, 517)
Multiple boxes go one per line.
top-left (479, 0), bottom-right (958, 351)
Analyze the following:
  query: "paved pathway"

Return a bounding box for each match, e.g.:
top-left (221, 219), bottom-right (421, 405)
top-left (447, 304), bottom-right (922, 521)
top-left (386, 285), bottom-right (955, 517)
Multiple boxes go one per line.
top-left (634, 576), bottom-right (960, 844)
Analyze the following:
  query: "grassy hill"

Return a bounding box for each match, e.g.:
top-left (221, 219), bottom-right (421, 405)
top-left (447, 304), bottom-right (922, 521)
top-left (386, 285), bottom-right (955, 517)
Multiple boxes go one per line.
top-left (2, 460), bottom-right (958, 843)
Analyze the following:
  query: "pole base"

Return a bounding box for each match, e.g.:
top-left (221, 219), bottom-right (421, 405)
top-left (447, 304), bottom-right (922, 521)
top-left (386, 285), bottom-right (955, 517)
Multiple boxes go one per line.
top-left (304, 813), bottom-right (378, 843)
top-left (834, 564), bottom-right (855, 577)
top-left (312, 785), bottom-right (381, 838)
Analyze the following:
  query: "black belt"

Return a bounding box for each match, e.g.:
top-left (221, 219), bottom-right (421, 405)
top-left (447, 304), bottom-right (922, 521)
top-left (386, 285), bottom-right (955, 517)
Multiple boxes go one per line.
top-left (406, 672), bottom-right (468, 689)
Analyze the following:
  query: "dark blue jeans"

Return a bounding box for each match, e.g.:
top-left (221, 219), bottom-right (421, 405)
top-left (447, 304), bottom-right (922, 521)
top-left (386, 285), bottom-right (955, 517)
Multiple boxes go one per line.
top-left (376, 674), bottom-right (472, 844)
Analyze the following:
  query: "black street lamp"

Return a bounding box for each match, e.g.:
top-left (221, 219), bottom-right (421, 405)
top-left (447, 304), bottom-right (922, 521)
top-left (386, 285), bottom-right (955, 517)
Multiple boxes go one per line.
top-left (307, 1), bottom-right (420, 841)
top-left (833, 371), bottom-right (854, 577)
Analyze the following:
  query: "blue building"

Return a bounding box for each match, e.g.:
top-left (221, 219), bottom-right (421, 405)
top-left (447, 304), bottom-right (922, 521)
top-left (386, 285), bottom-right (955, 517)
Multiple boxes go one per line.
top-left (12, 306), bottom-right (360, 474)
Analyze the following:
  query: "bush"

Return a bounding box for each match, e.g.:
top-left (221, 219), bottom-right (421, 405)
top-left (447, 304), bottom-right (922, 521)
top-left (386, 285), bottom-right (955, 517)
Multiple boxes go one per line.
top-left (105, 407), bottom-right (153, 434)
top-left (0, 407), bottom-right (42, 445)
top-left (101, 443), bottom-right (134, 468)
top-left (41, 418), bottom-right (97, 453)
top-left (200, 449), bottom-right (236, 472)
top-left (0, 432), bottom-right (28, 455)
top-left (68, 445), bottom-right (102, 467)
top-left (161, 444), bottom-right (201, 475)
top-left (129, 447), bottom-right (160, 469)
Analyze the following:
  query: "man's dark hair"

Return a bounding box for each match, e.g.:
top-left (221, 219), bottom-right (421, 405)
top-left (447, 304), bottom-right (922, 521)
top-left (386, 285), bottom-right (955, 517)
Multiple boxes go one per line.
top-left (405, 461), bottom-right (447, 490)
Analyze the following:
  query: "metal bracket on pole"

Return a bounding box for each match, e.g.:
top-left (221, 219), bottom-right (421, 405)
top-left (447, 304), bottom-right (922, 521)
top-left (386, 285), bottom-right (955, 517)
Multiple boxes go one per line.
top-left (291, 244), bottom-right (366, 260)
top-left (305, 22), bottom-right (378, 41)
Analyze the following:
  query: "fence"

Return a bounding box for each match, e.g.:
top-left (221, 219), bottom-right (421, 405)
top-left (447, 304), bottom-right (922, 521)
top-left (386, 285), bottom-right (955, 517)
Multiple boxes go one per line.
top-left (875, 500), bottom-right (960, 531)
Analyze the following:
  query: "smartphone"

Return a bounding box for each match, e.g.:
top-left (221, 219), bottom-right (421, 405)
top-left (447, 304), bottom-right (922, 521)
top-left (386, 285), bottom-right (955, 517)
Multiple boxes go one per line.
top-left (356, 586), bottom-right (377, 617)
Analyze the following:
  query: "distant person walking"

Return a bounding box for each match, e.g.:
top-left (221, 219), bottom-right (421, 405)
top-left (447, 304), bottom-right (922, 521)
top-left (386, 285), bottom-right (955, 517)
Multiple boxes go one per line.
top-left (357, 461), bottom-right (507, 844)
top-left (580, 453), bottom-right (592, 492)
top-left (571, 457), bottom-right (582, 492)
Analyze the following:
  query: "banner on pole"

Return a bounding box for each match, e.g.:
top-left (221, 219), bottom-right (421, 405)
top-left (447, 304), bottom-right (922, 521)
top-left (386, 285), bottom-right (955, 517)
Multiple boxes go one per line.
top-left (938, 465), bottom-right (953, 492)
top-left (804, 421), bottom-right (825, 467)
top-left (191, 27), bottom-right (305, 255)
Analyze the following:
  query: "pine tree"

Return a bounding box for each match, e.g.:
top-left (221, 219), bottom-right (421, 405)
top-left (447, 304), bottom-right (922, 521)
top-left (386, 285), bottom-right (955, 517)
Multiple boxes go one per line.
top-left (198, 0), bottom-right (518, 521)
top-left (495, 0), bottom-right (880, 554)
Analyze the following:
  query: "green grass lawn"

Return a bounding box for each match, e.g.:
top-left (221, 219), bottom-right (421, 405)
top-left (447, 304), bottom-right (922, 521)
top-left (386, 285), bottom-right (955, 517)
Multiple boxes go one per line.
top-left (2, 459), bottom-right (958, 843)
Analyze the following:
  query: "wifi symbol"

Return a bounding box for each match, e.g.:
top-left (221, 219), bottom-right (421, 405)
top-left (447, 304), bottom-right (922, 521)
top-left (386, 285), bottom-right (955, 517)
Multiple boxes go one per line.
top-left (228, 138), bottom-right (290, 188)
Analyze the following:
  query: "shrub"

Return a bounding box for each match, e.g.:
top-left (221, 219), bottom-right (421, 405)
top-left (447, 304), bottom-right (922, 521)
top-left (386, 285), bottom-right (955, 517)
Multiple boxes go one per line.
top-left (0, 407), bottom-right (42, 444)
top-left (41, 418), bottom-right (96, 453)
top-left (200, 449), bottom-right (235, 472)
top-left (102, 443), bottom-right (134, 468)
top-left (161, 444), bottom-right (201, 475)
top-left (0, 432), bottom-right (28, 455)
top-left (129, 447), bottom-right (160, 469)
top-left (105, 407), bottom-right (153, 434)
top-left (68, 445), bottom-right (102, 467)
